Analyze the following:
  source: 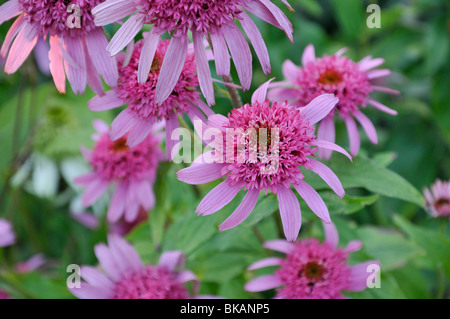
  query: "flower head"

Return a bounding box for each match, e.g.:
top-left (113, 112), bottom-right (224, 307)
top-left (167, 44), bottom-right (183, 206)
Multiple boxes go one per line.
top-left (0, 219), bottom-right (15, 247)
top-left (88, 37), bottom-right (212, 157)
top-left (269, 44), bottom-right (399, 158)
top-left (423, 179), bottom-right (450, 219)
top-left (177, 80), bottom-right (351, 241)
top-left (245, 222), bottom-right (380, 299)
top-left (70, 235), bottom-right (199, 299)
top-left (75, 120), bottom-right (163, 223)
top-left (92, 0), bottom-right (293, 105)
top-left (0, 0), bottom-right (118, 94)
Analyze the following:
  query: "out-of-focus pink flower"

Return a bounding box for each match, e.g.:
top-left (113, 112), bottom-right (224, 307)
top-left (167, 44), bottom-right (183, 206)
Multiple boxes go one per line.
top-left (177, 80), bottom-right (351, 241)
top-left (424, 179), bottom-right (450, 219)
top-left (15, 254), bottom-right (47, 273)
top-left (88, 37), bottom-right (213, 158)
top-left (74, 120), bottom-right (163, 223)
top-left (0, 289), bottom-right (9, 299)
top-left (0, 0), bottom-right (118, 94)
top-left (0, 219), bottom-right (15, 247)
top-left (92, 0), bottom-right (294, 105)
top-left (269, 44), bottom-right (399, 158)
top-left (245, 222), bottom-right (380, 298)
top-left (69, 235), bottom-right (200, 299)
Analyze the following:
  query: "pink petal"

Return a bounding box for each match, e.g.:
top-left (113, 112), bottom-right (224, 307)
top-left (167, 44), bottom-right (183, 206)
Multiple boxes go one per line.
top-left (62, 36), bottom-right (86, 95)
top-left (348, 260), bottom-right (380, 291)
top-left (124, 187), bottom-right (140, 222)
top-left (259, 0), bottom-right (293, 42)
top-left (195, 181), bottom-right (242, 216)
top-left (240, 11), bottom-right (270, 74)
top-left (344, 115), bottom-right (361, 157)
top-left (317, 115), bottom-right (335, 160)
top-left (193, 30), bottom-right (214, 106)
top-left (335, 47), bottom-right (348, 57)
top-left (93, 243), bottom-right (121, 281)
top-left (367, 69), bottom-right (391, 79)
top-left (34, 38), bottom-right (50, 75)
top-left (0, 0), bottom-right (21, 25)
top-left (245, 275), bottom-right (283, 292)
top-left (1, 14), bottom-right (25, 57)
top-left (210, 32), bottom-right (230, 76)
top-left (301, 94), bottom-right (339, 125)
top-left (84, 44), bottom-right (104, 95)
top-left (177, 163), bottom-right (225, 185)
top-left (107, 182), bottom-right (127, 223)
top-left (82, 178), bottom-right (109, 207)
top-left (314, 139), bottom-right (352, 161)
top-left (70, 283), bottom-right (111, 299)
top-left (323, 221), bottom-right (339, 248)
top-left (371, 85), bottom-right (400, 95)
top-left (344, 240), bottom-right (363, 253)
top-left (282, 59), bottom-right (299, 83)
top-left (358, 57), bottom-right (384, 72)
top-left (133, 179), bottom-right (154, 211)
top-left (80, 146), bottom-right (92, 162)
top-left (165, 114), bottom-right (180, 160)
top-left (368, 99), bottom-right (398, 115)
top-left (88, 90), bottom-right (124, 111)
top-left (80, 266), bottom-right (114, 290)
top-left (293, 180), bottom-right (331, 223)
top-left (92, 0), bottom-right (138, 26)
top-left (251, 78), bottom-right (275, 104)
top-left (74, 172), bottom-right (98, 187)
top-left (126, 118), bottom-right (153, 148)
top-left (222, 23), bottom-right (252, 90)
top-left (263, 240), bottom-right (294, 254)
top-left (305, 158), bottom-right (345, 198)
top-left (107, 13), bottom-right (145, 56)
top-left (49, 35), bottom-right (66, 94)
top-left (137, 28), bottom-right (161, 84)
top-left (107, 234), bottom-right (142, 272)
top-left (208, 114), bottom-right (229, 129)
top-left (158, 251), bottom-right (185, 271)
top-left (176, 270), bottom-right (199, 295)
top-left (302, 44), bottom-right (315, 66)
top-left (353, 110), bottom-right (378, 144)
top-left (247, 257), bottom-right (283, 270)
top-left (219, 189), bottom-right (259, 231)
top-left (85, 29), bottom-right (118, 88)
top-left (93, 119), bottom-right (109, 135)
top-left (277, 185), bottom-right (302, 242)
top-left (110, 109), bottom-right (136, 141)
top-left (5, 22), bottom-right (38, 74)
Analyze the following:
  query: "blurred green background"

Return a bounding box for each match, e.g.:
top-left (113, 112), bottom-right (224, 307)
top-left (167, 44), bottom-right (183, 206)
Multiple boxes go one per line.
top-left (0, 0), bottom-right (449, 299)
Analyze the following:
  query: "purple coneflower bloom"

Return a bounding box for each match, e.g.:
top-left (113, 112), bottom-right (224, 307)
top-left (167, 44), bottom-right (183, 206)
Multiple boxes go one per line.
top-left (269, 44), bottom-right (399, 158)
top-left (423, 179), bottom-right (450, 219)
top-left (245, 222), bottom-right (380, 299)
top-left (177, 80), bottom-right (351, 241)
top-left (88, 36), bottom-right (213, 158)
top-left (91, 0), bottom-right (294, 105)
top-left (0, 0), bottom-right (118, 94)
top-left (75, 120), bottom-right (163, 223)
top-left (70, 235), bottom-right (199, 299)
top-left (0, 218), bottom-right (15, 247)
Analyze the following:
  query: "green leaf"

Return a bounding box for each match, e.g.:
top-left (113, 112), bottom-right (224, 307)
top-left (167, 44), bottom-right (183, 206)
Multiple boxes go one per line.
top-left (391, 265), bottom-right (431, 299)
top-left (318, 192), bottom-right (379, 215)
top-left (240, 195), bottom-right (278, 227)
top-left (303, 155), bottom-right (425, 207)
top-left (331, 0), bottom-right (364, 40)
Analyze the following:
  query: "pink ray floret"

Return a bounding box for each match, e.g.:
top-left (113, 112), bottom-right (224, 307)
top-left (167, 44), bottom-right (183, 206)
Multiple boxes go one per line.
top-left (423, 179), bottom-right (450, 219)
top-left (0, 218), bottom-right (15, 247)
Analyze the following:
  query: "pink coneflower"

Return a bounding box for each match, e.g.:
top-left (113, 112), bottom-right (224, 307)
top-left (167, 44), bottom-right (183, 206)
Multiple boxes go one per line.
top-left (0, 218), bottom-right (15, 247)
top-left (74, 120), bottom-right (163, 223)
top-left (0, 0), bottom-right (118, 94)
top-left (245, 222), bottom-right (380, 299)
top-left (70, 235), bottom-right (199, 299)
top-left (88, 37), bottom-right (212, 157)
top-left (269, 44), bottom-right (399, 158)
top-left (177, 80), bottom-right (351, 241)
top-left (92, 0), bottom-right (294, 105)
top-left (423, 179), bottom-right (450, 219)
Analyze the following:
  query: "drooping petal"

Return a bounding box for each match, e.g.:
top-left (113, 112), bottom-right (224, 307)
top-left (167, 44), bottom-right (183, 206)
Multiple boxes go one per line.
top-left (158, 251), bottom-right (185, 271)
top-left (88, 90), bottom-right (124, 111)
top-left (155, 34), bottom-right (188, 105)
top-left (313, 139), bottom-right (352, 161)
top-left (107, 182), bottom-right (127, 223)
top-left (165, 114), bottom-right (180, 160)
top-left (195, 181), bottom-right (242, 216)
top-left (84, 44), bottom-right (104, 95)
top-left (107, 234), bottom-right (142, 272)
top-left (323, 221), bottom-right (339, 248)
top-left (277, 185), bottom-right (301, 242)
top-left (177, 163), bottom-right (225, 185)
top-left (62, 35), bottom-right (86, 95)
top-left (109, 109), bottom-right (136, 141)
top-left (80, 266), bottom-right (114, 290)
top-left (263, 240), bottom-right (294, 254)
top-left (344, 115), bottom-right (360, 157)
top-left (81, 178), bottom-right (109, 207)
top-left (293, 180), bottom-right (331, 223)
top-left (176, 270), bottom-right (199, 295)
top-left (133, 179), bottom-right (155, 210)
top-left (353, 110), bottom-right (378, 144)
top-left (70, 283), bottom-right (111, 299)
top-left (300, 94), bottom-right (339, 125)
top-left (301, 44), bottom-right (315, 66)
top-left (282, 59), bottom-right (299, 83)
top-left (222, 23), bottom-right (252, 90)
top-left (245, 275), bottom-right (283, 292)
top-left (93, 243), bottom-right (121, 281)
top-left (247, 257), bottom-right (283, 270)
top-left (193, 30), bottom-right (214, 106)
top-left (344, 240), bottom-right (363, 253)
top-left (358, 57), bottom-right (384, 72)
top-left (371, 85), bottom-right (400, 95)
top-left (49, 35), bottom-right (66, 94)
top-left (5, 22), bottom-right (38, 74)
top-left (240, 11), bottom-right (270, 74)
top-left (219, 189), bottom-right (259, 231)
top-left (74, 173), bottom-right (98, 187)
top-left (210, 32), bottom-right (230, 76)
top-left (126, 118), bottom-right (153, 148)
top-left (92, 0), bottom-right (138, 26)
top-left (85, 28), bottom-right (118, 87)
top-left (137, 28), bottom-right (161, 84)
top-left (368, 99), bottom-right (398, 115)
top-left (107, 13), bottom-right (145, 56)
top-left (1, 14), bottom-right (25, 57)
top-left (0, 0), bottom-right (21, 25)
top-left (305, 158), bottom-right (345, 198)
top-left (348, 261), bottom-right (380, 291)
top-left (366, 69), bottom-right (390, 79)
top-left (251, 78), bottom-right (275, 104)
top-left (259, 0), bottom-right (293, 42)
top-left (317, 115), bottom-right (335, 160)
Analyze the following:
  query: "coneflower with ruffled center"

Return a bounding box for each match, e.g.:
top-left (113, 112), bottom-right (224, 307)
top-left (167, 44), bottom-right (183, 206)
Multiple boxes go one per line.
top-left (423, 179), bottom-right (450, 219)
top-left (269, 44), bottom-right (399, 158)
top-left (0, 218), bottom-right (15, 247)
top-left (74, 120), bottom-right (163, 223)
top-left (177, 80), bottom-right (351, 241)
top-left (245, 222), bottom-right (380, 299)
top-left (88, 37), bottom-right (212, 157)
top-left (0, 0), bottom-right (118, 94)
top-left (69, 235), bottom-right (199, 299)
top-left (92, 0), bottom-right (293, 106)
